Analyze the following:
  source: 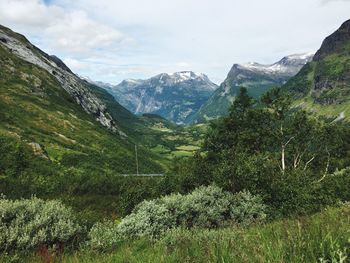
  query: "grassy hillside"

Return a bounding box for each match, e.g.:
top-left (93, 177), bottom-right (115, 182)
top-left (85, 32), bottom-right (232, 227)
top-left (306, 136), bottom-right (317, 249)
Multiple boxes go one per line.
top-left (16, 204), bottom-right (350, 263)
top-left (0, 44), bottom-right (163, 174)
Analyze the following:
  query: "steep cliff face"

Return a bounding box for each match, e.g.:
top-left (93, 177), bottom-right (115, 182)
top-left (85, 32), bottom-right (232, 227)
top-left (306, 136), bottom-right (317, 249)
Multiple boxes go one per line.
top-left (312, 19), bottom-right (350, 96)
top-left (0, 25), bottom-right (121, 134)
top-left (192, 53), bottom-right (313, 123)
top-left (284, 19), bottom-right (350, 119)
top-left (313, 20), bottom-right (350, 61)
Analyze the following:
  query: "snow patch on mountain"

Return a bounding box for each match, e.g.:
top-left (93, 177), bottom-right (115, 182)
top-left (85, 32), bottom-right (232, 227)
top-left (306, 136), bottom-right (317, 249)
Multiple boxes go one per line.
top-left (240, 53), bottom-right (314, 75)
top-left (191, 53), bottom-right (314, 124)
top-left (102, 71), bottom-right (218, 124)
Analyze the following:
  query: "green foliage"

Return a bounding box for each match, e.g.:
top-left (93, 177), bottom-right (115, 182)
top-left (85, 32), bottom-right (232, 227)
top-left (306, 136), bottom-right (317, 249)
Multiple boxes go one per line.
top-left (229, 87), bottom-right (254, 115)
top-left (0, 42), bottom-right (171, 222)
top-left (175, 88), bottom-right (350, 217)
top-left (159, 204), bottom-right (350, 263)
top-left (87, 221), bottom-right (121, 252)
top-left (284, 31), bottom-right (350, 115)
top-left (284, 62), bottom-right (315, 96)
top-left (317, 168), bottom-right (350, 204)
top-left (114, 185), bottom-right (266, 239)
top-left (0, 196), bottom-right (81, 252)
top-left (230, 190), bottom-right (267, 224)
top-left (33, 204), bottom-right (350, 263)
top-left (118, 199), bottom-right (174, 238)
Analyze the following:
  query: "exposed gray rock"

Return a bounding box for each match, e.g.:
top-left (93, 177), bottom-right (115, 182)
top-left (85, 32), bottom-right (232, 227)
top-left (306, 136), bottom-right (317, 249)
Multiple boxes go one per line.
top-left (332, 111), bottom-right (346, 122)
top-left (313, 19), bottom-right (350, 61)
top-left (0, 28), bottom-right (121, 134)
top-left (50, 55), bottom-right (73, 73)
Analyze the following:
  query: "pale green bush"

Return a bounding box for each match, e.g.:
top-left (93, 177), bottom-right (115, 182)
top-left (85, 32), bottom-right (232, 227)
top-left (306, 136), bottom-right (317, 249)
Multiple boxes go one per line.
top-left (170, 185), bottom-right (232, 228)
top-left (104, 185), bottom-right (267, 241)
top-left (230, 190), bottom-right (267, 224)
top-left (118, 200), bottom-right (175, 238)
top-left (0, 196), bottom-right (81, 252)
top-left (87, 221), bottom-right (121, 252)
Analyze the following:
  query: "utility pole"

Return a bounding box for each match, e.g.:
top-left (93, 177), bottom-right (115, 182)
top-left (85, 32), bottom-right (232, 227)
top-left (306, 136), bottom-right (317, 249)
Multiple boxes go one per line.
top-left (135, 144), bottom-right (139, 176)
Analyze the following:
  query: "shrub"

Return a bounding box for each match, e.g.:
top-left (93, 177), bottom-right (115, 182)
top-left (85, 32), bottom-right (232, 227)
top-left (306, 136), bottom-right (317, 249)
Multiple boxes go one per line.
top-left (87, 221), bottom-right (121, 252)
top-left (118, 200), bottom-right (175, 238)
top-left (0, 196), bottom-right (81, 252)
top-left (321, 168), bottom-right (350, 202)
top-left (110, 185), bottom-right (267, 240)
top-left (230, 190), bottom-right (267, 224)
top-left (172, 185), bottom-right (232, 228)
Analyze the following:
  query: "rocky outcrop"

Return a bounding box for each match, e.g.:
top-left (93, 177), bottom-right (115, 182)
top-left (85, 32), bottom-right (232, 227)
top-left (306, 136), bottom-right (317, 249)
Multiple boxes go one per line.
top-left (313, 19), bottom-right (350, 61)
top-left (50, 55), bottom-right (73, 73)
top-left (28, 142), bottom-right (49, 159)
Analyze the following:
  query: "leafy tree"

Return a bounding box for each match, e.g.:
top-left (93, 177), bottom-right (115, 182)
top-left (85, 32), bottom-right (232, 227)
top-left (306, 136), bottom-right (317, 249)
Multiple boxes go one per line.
top-left (229, 87), bottom-right (255, 116)
top-left (183, 87), bottom-right (350, 216)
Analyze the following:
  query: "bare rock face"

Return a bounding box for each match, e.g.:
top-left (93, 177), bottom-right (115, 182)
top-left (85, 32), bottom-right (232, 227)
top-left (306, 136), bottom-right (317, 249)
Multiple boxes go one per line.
top-left (313, 19), bottom-right (350, 62)
top-left (49, 55), bottom-right (73, 73)
top-left (312, 20), bottom-right (350, 99)
top-left (0, 27), bottom-right (120, 134)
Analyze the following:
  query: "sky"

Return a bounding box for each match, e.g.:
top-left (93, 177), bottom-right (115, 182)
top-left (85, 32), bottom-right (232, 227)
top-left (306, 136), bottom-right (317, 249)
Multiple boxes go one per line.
top-left (0, 0), bottom-right (349, 84)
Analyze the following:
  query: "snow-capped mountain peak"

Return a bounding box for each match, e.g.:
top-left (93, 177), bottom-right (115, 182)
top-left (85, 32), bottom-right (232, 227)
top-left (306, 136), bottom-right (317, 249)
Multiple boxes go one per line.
top-left (192, 53), bottom-right (313, 124)
top-left (102, 71), bottom-right (218, 124)
top-left (239, 53), bottom-right (314, 75)
top-left (150, 71), bottom-right (211, 85)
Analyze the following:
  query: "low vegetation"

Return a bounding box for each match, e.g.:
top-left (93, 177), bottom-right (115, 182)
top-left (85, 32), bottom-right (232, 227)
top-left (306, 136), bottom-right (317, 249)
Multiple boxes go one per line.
top-left (0, 197), bottom-right (81, 253)
top-left (2, 203), bottom-right (349, 262)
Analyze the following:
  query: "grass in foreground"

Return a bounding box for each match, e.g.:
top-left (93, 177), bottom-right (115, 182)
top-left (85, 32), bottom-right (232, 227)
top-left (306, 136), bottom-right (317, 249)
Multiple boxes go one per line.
top-left (13, 204), bottom-right (350, 263)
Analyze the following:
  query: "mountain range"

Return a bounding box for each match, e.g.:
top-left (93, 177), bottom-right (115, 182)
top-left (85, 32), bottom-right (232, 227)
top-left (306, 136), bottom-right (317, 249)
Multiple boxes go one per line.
top-left (104, 72), bottom-right (218, 124)
top-left (1, 16), bottom-right (349, 174)
top-left (192, 53), bottom-right (313, 123)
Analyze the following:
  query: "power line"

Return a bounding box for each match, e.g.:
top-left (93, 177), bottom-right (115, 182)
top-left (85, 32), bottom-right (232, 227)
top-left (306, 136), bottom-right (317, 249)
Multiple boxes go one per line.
top-left (135, 144), bottom-right (139, 176)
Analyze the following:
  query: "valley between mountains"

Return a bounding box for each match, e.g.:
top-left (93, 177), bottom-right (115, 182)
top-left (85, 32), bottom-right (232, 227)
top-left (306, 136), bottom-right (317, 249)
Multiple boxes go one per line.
top-left (1, 14), bottom-right (350, 263)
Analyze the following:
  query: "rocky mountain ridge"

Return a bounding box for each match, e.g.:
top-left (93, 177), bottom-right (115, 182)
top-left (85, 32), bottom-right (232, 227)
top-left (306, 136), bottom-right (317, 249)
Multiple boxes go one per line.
top-left (192, 53), bottom-right (313, 123)
top-left (104, 71), bottom-right (218, 124)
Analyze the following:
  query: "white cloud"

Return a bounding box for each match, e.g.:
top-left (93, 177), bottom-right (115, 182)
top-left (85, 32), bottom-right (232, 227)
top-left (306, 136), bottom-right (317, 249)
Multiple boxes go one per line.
top-left (0, 0), bottom-right (129, 54)
top-left (46, 11), bottom-right (126, 53)
top-left (63, 58), bottom-right (90, 71)
top-left (0, 0), bottom-right (350, 84)
top-left (175, 62), bottom-right (191, 68)
top-left (319, 0), bottom-right (348, 3)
